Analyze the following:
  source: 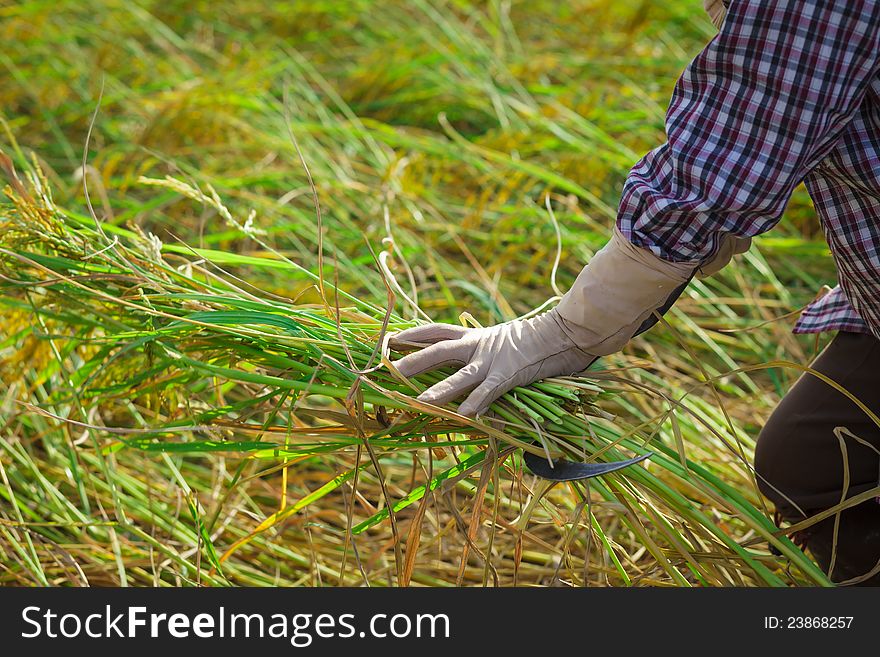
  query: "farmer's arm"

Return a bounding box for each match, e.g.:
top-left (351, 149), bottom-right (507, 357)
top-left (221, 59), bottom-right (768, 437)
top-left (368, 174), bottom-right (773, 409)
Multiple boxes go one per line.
top-left (390, 0), bottom-right (880, 417)
top-left (616, 0), bottom-right (880, 271)
top-left (561, 0), bottom-right (880, 340)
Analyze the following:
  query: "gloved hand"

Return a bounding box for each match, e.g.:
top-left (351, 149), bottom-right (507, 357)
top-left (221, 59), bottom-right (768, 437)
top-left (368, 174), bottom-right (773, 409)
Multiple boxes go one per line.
top-left (388, 309), bottom-right (597, 418)
top-left (389, 228), bottom-right (700, 417)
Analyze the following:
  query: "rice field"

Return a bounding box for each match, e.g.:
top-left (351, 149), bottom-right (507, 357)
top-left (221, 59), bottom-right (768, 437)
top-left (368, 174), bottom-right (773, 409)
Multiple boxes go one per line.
top-left (0, 0), bottom-right (841, 587)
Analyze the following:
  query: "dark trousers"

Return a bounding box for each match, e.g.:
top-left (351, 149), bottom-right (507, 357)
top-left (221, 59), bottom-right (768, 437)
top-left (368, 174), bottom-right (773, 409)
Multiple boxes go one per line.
top-left (755, 331), bottom-right (880, 585)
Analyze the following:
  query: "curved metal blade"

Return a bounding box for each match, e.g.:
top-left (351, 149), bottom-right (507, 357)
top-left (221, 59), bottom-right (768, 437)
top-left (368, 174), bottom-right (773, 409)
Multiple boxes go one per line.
top-left (523, 450), bottom-right (652, 482)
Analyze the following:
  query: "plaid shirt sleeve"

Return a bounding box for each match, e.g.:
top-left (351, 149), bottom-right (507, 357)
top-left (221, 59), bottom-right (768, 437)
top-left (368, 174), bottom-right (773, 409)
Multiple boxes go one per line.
top-left (616, 0), bottom-right (880, 334)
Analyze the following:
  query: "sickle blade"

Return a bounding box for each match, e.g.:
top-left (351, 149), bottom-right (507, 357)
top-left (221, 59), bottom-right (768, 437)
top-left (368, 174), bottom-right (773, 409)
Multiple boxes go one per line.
top-left (523, 450), bottom-right (652, 482)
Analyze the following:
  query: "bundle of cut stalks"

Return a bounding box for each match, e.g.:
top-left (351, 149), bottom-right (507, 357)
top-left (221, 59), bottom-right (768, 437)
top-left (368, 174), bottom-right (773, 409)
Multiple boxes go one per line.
top-left (0, 152), bottom-right (828, 587)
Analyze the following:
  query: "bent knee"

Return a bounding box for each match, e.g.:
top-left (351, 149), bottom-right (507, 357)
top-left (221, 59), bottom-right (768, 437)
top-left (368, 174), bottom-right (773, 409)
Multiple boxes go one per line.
top-left (753, 403), bottom-right (874, 518)
top-left (754, 413), bottom-right (799, 513)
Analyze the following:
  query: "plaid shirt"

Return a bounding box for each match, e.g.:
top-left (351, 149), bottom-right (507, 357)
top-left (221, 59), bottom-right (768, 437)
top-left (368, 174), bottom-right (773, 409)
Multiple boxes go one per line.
top-left (616, 0), bottom-right (880, 336)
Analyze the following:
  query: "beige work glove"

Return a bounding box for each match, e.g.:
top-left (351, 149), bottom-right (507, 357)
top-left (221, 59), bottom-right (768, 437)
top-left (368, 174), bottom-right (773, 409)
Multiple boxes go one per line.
top-left (697, 233), bottom-right (751, 277)
top-left (703, 0), bottom-right (727, 29)
top-left (389, 229), bottom-right (698, 417)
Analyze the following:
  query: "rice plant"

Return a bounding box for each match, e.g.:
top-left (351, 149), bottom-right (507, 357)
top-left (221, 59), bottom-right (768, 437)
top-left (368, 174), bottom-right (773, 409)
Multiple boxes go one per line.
top-left (0, 0), bottom-right (841, 586)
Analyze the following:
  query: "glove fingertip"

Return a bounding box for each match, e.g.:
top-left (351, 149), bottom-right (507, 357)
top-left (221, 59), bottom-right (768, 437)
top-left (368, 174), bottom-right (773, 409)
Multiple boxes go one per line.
top-left (394, 360), bottom-right (425, 379)
top-left (456, 404), bottom-right (476, 418)
top-left (457, 399), bottom-right (487, 418)
top-left (387, 323), bottom-right (470, 350)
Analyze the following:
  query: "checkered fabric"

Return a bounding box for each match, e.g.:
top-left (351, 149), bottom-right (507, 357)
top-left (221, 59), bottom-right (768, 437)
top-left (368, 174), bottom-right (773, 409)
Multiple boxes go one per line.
top-left (616, 0), bottom-right (880, 335)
